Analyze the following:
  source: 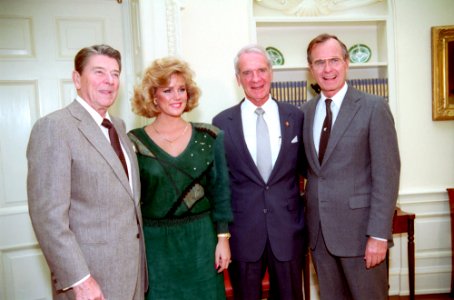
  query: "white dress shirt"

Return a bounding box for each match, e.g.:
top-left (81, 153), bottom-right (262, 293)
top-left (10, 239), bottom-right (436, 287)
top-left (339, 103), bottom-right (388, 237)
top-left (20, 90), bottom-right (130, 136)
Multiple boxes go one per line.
top-left (241, 96), bottom-right (281, 168)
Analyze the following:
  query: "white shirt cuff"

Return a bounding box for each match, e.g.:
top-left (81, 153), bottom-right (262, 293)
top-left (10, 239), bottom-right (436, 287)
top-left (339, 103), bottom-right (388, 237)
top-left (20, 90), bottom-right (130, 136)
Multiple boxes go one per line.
top-left (62, 274), bottom-right (91, 291)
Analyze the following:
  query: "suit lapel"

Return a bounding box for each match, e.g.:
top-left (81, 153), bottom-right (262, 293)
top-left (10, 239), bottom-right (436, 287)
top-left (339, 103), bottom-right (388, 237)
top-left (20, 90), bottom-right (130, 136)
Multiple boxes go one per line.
top-left (322, 88), bottom-right (361, 165)
top-left (112, 118), bottom-right (137, 199)
top-left (68, 101), bottom-right (133, 198)
top-left (305, 96), bottom-right (322, 170)
top-left (225, 101), bottom-right (263, 184)
top-left (269, 101), bottom-right (292, 181)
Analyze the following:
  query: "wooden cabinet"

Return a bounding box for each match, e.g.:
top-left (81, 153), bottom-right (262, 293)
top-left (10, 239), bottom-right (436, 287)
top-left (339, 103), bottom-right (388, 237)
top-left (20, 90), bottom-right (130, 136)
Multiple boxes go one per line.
top-left (251, 0), bottom-right (395, 100)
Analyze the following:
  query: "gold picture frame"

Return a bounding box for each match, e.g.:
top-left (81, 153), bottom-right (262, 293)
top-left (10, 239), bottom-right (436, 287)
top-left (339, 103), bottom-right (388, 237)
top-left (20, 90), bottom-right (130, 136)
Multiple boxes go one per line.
top-left (432, 25), bottom-right (454, 120)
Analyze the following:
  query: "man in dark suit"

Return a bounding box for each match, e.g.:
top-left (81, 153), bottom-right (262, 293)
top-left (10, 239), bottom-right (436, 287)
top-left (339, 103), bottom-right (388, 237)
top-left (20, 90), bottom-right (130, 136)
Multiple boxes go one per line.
top-left (302, 34), bottom-right (400, 300)
top-left (27, 44), bottom-right (147, 300)
top-left (213, 44), bottom-right (305, 300)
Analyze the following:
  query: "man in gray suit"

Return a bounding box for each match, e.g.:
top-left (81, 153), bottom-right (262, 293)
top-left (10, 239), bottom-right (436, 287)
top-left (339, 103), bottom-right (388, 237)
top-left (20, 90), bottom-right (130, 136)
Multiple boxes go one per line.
top-left (302, 34), bottom-right (400, 299)
top-left (27, 44), bottom-right (146, 300)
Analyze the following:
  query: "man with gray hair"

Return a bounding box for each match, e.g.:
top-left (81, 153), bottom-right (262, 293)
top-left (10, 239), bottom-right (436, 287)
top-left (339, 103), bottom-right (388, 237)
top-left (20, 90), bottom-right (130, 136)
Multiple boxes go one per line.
top-left (213, 44), bottom-right (306, 299)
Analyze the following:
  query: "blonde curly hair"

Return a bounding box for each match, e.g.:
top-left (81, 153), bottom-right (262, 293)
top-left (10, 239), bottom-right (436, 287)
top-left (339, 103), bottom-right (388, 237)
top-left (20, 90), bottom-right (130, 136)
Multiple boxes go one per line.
top-left (131, 57), bottom-right (201, 118)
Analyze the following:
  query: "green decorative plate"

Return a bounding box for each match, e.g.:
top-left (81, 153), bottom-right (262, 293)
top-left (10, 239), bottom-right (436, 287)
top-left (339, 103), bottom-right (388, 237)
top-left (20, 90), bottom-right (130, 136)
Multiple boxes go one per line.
top-left (266, 46), bottom-right (285, 66)
top-left (348, 44), bottom-right (372, 63)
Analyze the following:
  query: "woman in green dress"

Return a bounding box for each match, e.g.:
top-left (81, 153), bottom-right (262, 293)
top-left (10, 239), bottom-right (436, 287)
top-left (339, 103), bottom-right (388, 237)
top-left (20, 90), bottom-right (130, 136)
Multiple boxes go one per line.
top-left (128, 57), bottom-right (233, 300)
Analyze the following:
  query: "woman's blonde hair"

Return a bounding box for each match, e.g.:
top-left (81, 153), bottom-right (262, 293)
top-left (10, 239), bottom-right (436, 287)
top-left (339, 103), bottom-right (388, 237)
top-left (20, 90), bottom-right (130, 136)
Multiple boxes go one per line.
top-left (131, 57), bottom-right (201, 118)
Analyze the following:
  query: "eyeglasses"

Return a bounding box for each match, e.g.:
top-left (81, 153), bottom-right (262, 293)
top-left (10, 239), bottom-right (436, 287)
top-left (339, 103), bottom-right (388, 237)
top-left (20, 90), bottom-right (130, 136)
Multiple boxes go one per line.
top-left (311, 57), bottom-right (344, 69)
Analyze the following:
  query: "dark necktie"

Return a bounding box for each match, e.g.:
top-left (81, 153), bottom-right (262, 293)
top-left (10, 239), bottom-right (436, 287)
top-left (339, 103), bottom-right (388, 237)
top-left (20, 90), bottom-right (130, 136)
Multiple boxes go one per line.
top-left (318, 99), bottom-right (333, 164)
top-left (255, 107), bottom-right (272, 182)
top-left (102, 118), bottom-right (129, 179)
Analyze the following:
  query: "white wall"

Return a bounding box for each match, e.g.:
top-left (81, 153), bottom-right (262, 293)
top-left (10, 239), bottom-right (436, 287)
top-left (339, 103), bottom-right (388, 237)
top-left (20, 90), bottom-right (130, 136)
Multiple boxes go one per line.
top-left (394, 0), bottom-right (454, 193)
top-left (178, 0), bottom-right (252, 123)
top-left (137, 0), bottom-right (454, 296)
top-left (392, 0), bottom-right (454, 294)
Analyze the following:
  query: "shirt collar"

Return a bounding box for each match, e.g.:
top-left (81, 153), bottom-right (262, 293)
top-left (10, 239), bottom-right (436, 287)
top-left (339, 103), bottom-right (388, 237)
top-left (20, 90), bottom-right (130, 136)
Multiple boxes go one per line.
top-left (242, 95), bottom-right (275, 112)
top-left (75, 95), bottom-right (111, 125)
top-left (321, 82), bottom-right (348, 108)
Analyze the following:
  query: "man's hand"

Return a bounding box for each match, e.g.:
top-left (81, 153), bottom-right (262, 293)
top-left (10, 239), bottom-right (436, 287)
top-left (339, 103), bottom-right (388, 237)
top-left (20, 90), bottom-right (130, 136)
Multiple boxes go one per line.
top-left (364, 237), bottom-right (388, 269)
top-left (73, 276), bottom-right (105, 300)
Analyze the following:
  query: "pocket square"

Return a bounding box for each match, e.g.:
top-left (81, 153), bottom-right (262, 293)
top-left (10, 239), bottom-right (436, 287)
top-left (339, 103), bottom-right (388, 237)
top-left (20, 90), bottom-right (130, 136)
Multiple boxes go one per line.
top-left (291, 136), bottom-right (298, 143)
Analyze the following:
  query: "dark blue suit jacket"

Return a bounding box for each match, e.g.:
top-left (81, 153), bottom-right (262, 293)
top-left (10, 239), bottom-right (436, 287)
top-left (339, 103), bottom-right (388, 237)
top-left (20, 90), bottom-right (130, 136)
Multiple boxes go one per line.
top-left (213, 99), bottom-right (305, 262)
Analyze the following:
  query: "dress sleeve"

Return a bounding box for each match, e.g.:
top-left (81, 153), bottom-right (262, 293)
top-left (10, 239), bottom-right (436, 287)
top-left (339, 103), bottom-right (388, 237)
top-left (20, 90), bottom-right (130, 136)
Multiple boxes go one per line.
top-left (206, 130), bottom-right (233, 233)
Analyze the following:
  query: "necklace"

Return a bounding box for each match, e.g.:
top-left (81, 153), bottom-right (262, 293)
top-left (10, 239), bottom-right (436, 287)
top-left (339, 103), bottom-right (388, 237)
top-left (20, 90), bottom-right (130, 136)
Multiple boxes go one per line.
top-left (151, 122), bottom-right (189, 144)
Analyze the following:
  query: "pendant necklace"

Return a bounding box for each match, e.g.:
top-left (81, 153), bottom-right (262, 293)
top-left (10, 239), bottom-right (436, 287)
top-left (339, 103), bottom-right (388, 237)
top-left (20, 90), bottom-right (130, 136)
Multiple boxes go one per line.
top-left (151, 122), bottom-right (189, 144)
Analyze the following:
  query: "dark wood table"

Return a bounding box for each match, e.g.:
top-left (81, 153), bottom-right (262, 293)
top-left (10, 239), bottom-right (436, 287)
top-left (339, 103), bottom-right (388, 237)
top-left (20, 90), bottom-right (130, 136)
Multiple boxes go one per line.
top-left (390, 207), bottom-right (416, 300)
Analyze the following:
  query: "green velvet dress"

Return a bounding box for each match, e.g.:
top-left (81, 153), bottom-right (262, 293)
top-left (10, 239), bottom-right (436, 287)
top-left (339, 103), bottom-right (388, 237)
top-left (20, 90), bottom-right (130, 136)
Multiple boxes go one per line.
top-left (128, 123), bottom-right (233, 300)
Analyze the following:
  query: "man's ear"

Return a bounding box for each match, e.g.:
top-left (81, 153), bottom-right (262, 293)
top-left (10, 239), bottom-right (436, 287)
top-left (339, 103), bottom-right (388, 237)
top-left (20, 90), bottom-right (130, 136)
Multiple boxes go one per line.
top-left (72, 70), bottom-right (81, 89)
top-left (236, 74), bottom-right (241, 87)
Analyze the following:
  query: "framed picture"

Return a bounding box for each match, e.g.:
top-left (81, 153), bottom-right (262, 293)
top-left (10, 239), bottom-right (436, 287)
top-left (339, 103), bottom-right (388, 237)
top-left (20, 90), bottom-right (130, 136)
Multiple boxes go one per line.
top-left (432, 25), bottom-right (454, 120)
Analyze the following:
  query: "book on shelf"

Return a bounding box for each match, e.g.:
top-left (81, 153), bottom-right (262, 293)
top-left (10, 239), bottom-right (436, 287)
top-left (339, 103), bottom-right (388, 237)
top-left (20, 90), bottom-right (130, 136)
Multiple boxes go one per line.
top-left (270, 80), bottom-right (307, 108)
top-left (272, 78), bottom-right (388, 108)
top-left (346, 78), bottom-right (388, 102)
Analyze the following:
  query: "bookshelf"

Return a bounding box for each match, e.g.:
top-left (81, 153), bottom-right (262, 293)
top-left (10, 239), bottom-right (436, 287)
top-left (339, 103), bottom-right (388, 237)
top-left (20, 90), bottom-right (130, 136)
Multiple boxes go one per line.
top-left (271, 78), bottom-right (388, 109)
top-left (251, 0), bottom-right (395, 102)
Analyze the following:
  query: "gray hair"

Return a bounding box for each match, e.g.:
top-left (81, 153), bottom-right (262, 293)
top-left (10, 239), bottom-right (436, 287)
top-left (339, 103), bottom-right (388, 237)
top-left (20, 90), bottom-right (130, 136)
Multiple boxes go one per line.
top-left (233, 44), bottom-right (272, 75)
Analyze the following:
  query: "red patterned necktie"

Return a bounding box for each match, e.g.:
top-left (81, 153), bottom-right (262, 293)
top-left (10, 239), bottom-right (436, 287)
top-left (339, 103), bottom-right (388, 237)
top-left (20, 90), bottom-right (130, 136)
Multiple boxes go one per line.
top-left (102, 118), bottom-right (129, 178)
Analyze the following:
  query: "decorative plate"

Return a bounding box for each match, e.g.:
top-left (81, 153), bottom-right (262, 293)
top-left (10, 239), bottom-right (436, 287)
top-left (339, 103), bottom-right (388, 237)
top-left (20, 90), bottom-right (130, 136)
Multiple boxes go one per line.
top-left (348, 44), bottom-right (372, 63)
top-left (266, 46), bottom-right (285, 66)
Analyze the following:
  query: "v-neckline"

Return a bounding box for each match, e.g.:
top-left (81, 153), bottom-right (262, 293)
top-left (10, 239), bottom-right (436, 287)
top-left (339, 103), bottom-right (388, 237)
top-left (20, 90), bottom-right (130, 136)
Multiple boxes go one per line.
top-left (139, 123), bottom-right (194, 159)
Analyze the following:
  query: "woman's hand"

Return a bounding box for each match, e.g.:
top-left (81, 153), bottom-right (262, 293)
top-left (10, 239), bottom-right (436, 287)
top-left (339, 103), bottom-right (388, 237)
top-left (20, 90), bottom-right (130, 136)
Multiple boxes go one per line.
top-left (215, 236), bottom-right (231, 273)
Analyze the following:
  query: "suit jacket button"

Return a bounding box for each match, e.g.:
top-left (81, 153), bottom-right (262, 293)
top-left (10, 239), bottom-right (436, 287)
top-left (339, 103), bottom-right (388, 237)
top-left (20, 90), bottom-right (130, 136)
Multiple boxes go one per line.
top-left (263, 208), bottom-right (268, 214)
top-left (136, 233), bottom-right (140, 238)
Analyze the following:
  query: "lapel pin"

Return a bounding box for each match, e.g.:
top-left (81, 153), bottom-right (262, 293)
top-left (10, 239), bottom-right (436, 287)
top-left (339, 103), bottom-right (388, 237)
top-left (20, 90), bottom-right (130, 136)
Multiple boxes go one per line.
top-left (285, 121), bottom-right (289, 127)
